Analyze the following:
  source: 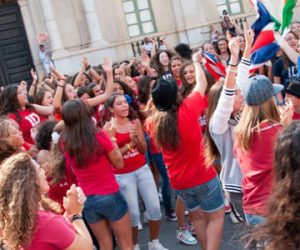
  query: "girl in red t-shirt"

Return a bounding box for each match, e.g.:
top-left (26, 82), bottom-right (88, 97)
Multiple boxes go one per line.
top-left (0, 84), bottom-right (43, 146)
top-left (105, 94), bottom-right (167, 250)
top-left (150, 51), bottom-right (225, 250)
top-left (0, 152), bottom-right (93, 250)
top-left (61, 99), bottom-right (133, 250)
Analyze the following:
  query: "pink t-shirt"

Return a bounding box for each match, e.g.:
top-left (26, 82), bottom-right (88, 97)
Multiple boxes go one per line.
top-left (65, 131), bottom-right (119, 195)
top-left (25, 210), bottom-right (75, 250)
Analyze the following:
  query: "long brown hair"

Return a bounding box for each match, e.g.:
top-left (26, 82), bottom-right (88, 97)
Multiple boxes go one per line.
top-left (50, 121), bottom-right (66, 184)
top-left (205, 81), bottom-right (224, 165)
top-left (152, 93), bottom-right (183, 150)
top-left (179, 61), bottom-right (195, 98)
top-left (61, 99), bottom-right (100, 167)
top-left (234, 98), bottom-right (280, 151)
top-left (250, 121), bottom-right (300, 249)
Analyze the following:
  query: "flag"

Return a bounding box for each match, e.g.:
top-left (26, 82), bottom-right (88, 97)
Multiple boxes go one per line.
top-left (249, 0), bottom-right (296, 71)
top-left (202, 52), bottom-right (226, 80)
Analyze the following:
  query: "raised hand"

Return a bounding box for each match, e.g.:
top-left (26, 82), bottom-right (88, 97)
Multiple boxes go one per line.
top-left (102, 57), bottom-right (112, 73)
top-left (228, 37), bottom-right (240, 58)
top-left (141, 53), bottom-right (150, 67)
top-left (31, 69), bottom-right (38, 81)
top-left (192, 49), bottom-right (203, 63)
top-left (82, 56), bottom-right (89, 70)
top-left (244, 28), bottom-right (255, 48)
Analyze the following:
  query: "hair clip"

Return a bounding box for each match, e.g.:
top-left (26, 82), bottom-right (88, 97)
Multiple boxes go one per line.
top-left (51, 132), bottom-right (60, 144)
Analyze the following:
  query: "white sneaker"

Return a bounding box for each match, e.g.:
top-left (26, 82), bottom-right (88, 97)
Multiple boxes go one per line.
top-left (134, 243), bottom-right (141, 250)
top-left (148, 240), bottom-right (168, 250)
top-left (176, 229), bottom-right (197, 245)
top-left (138, 221), bottom-right (143, 231)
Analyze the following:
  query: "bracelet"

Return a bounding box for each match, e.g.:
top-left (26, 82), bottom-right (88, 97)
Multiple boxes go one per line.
top-left (57, 84), bottom-right (65, 88)
top-left (70, 214), bottom-right (83, 222)
top-left (58, 78), bottom-right (66, 81)
top-left (228, 62), bottom-right (238, 67)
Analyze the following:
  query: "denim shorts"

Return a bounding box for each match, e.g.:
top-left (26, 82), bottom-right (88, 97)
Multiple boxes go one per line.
top-left (176, 176), bottom-right (224, 213)
top-left (245, 213), bottom-right (266, 226)
top-left (84, 191), bottom-right (128, 224)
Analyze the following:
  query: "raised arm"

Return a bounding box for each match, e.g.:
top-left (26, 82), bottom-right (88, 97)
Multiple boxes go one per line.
top-left (210, 38), bottom-right (240, 135)
top-left (192, 50), bottom-right (207, 96)
top-left (28, 69), bottom-right (38, 96)
top-left (52, 68), bottom-right (66, 112)
top-left (85, 57), bottom-right (113, 107)
top-left (236, 28), bottom-right (254, 96)
top-left (82, 57), bottom-right (101, 84)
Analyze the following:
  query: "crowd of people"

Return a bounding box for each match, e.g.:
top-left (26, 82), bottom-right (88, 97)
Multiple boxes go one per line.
top-left (1, 19), bottom-right (300, 250)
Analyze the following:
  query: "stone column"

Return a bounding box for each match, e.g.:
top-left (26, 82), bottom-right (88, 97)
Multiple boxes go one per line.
top-left (171, 0), bottom-right (189, 44)
top-left (82, 0), bottom-right (106, 47)
top-left (18, 0), bottom-right (42, 72)
top-left (40, 0), bottom-right (65, 53)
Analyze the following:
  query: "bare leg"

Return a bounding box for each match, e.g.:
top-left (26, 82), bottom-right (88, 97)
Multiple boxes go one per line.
top-left (205, 207), bottom-right (225, 250)
top-left (132, 226), bottom-right (138, 245)
top-left (176, 198), bottom-right (186, 228)
top-left (189, 209), bottom-right (207, 250)
top-left (110, 212), bottom-right (133, 250)
top-left (148, 220), bottom-right (160, 241)
top-left (89, 219), bottom-right (113, 250)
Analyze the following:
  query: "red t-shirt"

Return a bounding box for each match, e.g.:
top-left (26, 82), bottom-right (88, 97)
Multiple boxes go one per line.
top-left (114, 131), bottom-right (146, 174)
top-left (161, 92), bottom-right (217, 190)
top-left (234, 121), bottom-right (282, 216)
top-left (47, 164), bottom-right (77, 212)
top-left (8, 109), bottom-right (40, 145)
top-left (292, 111), bottom-right (300, 120)
top-left (25, 210), bottom-right (75, 250)
top-left (65, 131), bottom-right (119, 195)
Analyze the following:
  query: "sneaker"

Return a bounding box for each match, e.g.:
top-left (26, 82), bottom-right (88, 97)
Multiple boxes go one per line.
top-left (158, 188), bottom-right (163, 203)
top-left (176, 229), bottom-right (197, 245)
top-left (165, 209), bottom-right (177, 221)
top-left (148, 240), bottom-right (168, 250)
top-left (224, 197), bottom-right (232, 213)
top-left (187, 223), bottom-right (196, 236)
top-left (138, 221), bottom-right (143, 231)
top-left (134, 243), bottom-right (141, 250)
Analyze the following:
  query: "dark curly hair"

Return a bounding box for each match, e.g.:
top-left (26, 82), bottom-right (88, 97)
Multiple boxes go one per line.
top-left (35, 120), bottom-right (57, 150)
top-left (250, 121), bottom-right (300, 249)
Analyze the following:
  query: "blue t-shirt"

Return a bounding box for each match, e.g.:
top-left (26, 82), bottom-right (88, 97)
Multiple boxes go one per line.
top-left (273, 57), bottom-right (298, 88)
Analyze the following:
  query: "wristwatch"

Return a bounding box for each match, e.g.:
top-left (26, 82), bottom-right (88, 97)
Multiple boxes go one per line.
top-left (70, 214), bottom-right (83, 222)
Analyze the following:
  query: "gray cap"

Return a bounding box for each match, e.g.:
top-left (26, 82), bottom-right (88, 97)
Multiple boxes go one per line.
top-left (245, 75), bottom-right (278, 106)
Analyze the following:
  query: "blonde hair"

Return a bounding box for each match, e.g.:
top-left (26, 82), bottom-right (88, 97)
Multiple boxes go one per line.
top-left (0, 117), bottom-right (20, 163)
top-left (234, 98), bottom-right (280, 151)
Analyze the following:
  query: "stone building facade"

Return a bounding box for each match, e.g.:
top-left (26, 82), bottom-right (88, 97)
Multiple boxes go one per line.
top-left (1, 0), bottom-right (300, 83)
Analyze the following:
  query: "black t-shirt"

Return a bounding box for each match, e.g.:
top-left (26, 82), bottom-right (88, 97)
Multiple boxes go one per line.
top-left (273, 57), bottom-right (298, 88)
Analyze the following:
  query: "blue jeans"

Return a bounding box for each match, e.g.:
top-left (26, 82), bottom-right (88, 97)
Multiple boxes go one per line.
top-left (152, 153), bottom-right (173, 212)
top-left (115, 164), bottom-right (162, 227)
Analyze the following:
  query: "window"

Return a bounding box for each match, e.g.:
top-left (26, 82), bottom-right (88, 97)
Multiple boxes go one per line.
top-left (217, 0), bottom-right (243, 16)
top-left (122, 0), bottom-right (157, 37)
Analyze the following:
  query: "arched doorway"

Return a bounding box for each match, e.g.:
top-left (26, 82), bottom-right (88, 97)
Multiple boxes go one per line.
top-left (0, 0), bottom-right (34, 86)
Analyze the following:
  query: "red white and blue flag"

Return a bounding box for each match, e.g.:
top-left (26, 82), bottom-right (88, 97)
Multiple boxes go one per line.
top-left (249, 0), bottom-right (296, 71)
top-left (202, 52), bottom-right (226, 80)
